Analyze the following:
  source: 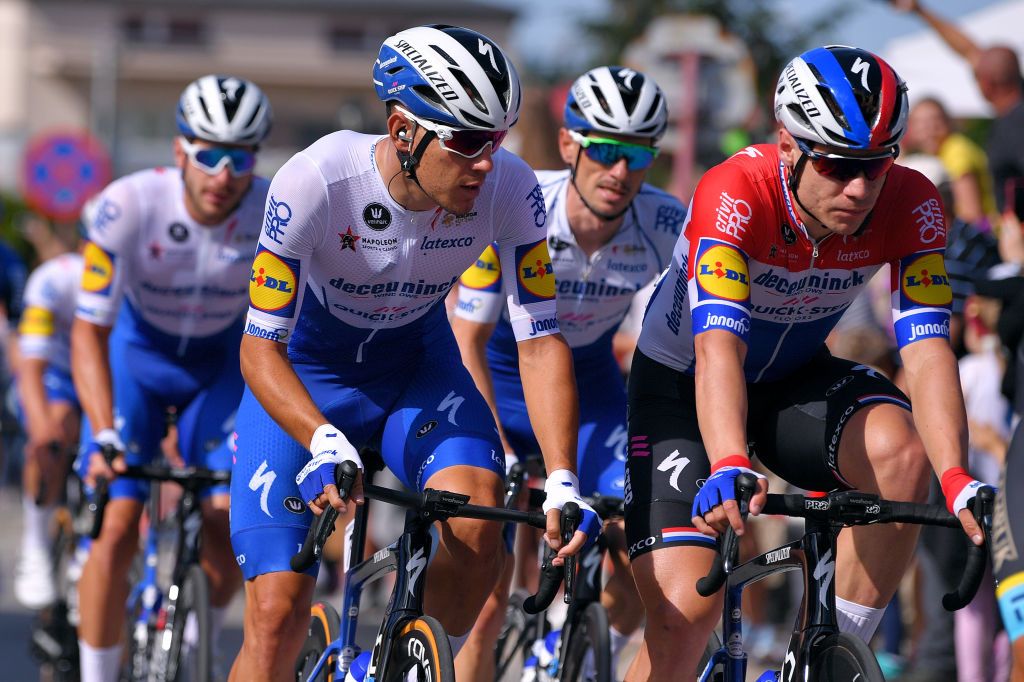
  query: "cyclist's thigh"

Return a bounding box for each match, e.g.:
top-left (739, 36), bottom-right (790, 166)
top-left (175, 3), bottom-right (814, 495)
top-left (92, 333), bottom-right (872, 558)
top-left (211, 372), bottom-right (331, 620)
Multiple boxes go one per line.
top-left (576, 358), bottom-right (628, 498)
top-left (624, 350), bottom-right (715, 563)
top-left (995, 421), bottom-right (1024, 644)
top-left (381, 330), bottom-right (503, 492)
top-left (230, 366), bottom-right (391, 580)
top-left (176, 357), bottom-right (244, 499)
top-left (748, 353), bottom-right (910, 492)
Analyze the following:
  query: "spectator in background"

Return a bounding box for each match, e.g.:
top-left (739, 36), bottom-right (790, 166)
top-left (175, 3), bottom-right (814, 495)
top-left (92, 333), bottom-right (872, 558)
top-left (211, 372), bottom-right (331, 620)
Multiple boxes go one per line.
top-left (892, 0), bottom-right (1024, 219)
top-left (907, 98), bottom-right (997, 230)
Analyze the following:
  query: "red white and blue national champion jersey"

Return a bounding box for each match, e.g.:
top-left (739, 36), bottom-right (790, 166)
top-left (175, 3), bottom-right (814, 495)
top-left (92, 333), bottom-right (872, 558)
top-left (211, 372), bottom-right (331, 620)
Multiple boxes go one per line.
top-left (638, 144), bottom-right (952, 382)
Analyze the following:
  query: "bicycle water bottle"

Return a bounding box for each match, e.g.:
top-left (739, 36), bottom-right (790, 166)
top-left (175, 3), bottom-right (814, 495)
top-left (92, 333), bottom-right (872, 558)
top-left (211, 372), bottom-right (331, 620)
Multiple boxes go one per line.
top-left (755, 671), bottom-right (780, 681)
top-left (344, 650), bottom-right (370, 682)
top-left (521, 630), bottom-right (560, 682)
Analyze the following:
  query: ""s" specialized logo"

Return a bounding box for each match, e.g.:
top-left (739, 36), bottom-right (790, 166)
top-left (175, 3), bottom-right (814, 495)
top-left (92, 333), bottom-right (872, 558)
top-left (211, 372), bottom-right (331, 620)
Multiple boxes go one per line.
top-left (657, 449), bottom-right (691, 493)
top-left (851, 57), bottom-right (871, 91)
top-left (478, 39), bottom-right (499, 72)
top-left (249, 460), bottom-right (277, 517)
top-left (407, 547), bottom-right (427, 597)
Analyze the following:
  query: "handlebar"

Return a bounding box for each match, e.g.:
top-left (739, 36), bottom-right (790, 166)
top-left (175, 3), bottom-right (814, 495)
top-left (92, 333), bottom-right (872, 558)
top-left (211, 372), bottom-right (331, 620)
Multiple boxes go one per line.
top-left (695, 474), bottom-right (996, 611)
top-left (523, 501), bottom-right (580, 614)
top-left (87, 444), bottom-right (119, 539)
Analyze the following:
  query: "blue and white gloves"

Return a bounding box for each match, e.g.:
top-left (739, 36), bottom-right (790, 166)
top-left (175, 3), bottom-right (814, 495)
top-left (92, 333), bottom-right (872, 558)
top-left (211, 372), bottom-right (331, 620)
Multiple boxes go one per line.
top-left (296, 424), bottom-right (363, 505)
top-left (542, 469), bottom-right (602, 549)
top-left (692, 455), bottom-right (766, 519)
top-left (79, 427), bottom-right (126, 489)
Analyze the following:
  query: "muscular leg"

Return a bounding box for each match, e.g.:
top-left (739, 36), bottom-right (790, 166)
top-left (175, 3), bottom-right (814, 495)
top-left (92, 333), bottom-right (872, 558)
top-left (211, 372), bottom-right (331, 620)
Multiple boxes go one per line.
top-left (229, 571), bottom-right (315, 682)
top-left (422, 465), bottom-right (506, 637)
top-left (624, 546), bottom-right (718, 682)
top-left (201, 493), bottom-right (242, 607)
top-left (602, 519), bottom-right (644, 634)
top-left (454, 551), bottom-right (514, 681)
top-left (78, 498), bottom-right (144, 646)
top-left (834, 404), bottom-right (930, 609)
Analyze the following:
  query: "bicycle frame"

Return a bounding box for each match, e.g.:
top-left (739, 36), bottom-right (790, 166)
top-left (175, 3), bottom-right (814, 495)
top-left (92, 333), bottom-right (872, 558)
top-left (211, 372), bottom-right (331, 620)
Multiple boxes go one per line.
top-left (699, 514), bottom-right (838, 682)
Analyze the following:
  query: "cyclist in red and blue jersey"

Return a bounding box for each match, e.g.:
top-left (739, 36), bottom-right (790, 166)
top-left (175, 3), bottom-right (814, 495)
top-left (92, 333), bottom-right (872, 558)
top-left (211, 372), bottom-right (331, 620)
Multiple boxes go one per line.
top-left (452, 66), bottom-right (680, 680)
top-left (72, 74), bottom-right (272, 682)
top-left (624, 45), bottom-right (988, 679)
top-left (227, 26), bottom-right (598, 681)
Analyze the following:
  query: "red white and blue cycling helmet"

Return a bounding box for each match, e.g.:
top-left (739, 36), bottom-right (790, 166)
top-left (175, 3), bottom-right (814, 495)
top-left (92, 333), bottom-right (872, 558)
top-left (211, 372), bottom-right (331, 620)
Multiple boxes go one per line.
top-left (373, 25), bottom-right (521, 132)
top-left (176, 75), bottom-right (272, 146)
top-left (564, 66), bottom-right (668, 141)
top-left (774, 45), bottom-right (908, 155)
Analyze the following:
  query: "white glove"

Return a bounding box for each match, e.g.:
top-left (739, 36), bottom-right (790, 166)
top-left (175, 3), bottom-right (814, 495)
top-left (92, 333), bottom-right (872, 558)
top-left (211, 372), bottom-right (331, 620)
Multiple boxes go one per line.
top-left (295, 424), bottom-right (363, 504)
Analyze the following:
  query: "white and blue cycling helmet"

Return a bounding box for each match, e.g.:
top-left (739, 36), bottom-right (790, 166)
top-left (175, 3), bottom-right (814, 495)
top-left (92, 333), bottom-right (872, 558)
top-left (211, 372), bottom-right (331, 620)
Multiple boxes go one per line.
top-left (564, 66), bottom-right (668, 141)
top-left (372, 24), bottom-right (521, 131)
top-left (176, 74), bottom-right (273, 146)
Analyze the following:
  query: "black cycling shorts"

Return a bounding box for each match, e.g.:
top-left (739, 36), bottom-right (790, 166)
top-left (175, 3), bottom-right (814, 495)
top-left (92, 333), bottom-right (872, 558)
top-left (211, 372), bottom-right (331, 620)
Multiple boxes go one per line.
top-left (624, 348), bottom-right (911, 561)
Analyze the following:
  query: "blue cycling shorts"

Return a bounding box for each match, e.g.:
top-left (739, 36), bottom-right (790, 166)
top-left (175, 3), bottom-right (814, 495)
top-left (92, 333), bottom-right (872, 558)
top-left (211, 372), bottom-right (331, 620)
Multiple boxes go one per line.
top-left (493, 352), bottom-right (627, 498)
top-left (13, 366), bottom-right (80, 429)
top-left (229, 323), bottom-right (504, 580)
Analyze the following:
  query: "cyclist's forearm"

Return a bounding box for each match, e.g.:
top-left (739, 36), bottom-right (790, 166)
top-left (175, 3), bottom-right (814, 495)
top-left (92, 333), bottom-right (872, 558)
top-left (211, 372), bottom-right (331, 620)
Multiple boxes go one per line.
top-left (451, 317), bottom-right (516, 454)
top-left (519, 333), bottom-right (578, 474)
top-left (240, 333), bottom-right (326, 450)
top-left (71, 317), bottom-right (115, 433)
top-left (903, 339), bottom-right (969, 474)
top-left (694, 331), bottom-right (749, 464)
top-left (17, 358), bottom-right (52, 439)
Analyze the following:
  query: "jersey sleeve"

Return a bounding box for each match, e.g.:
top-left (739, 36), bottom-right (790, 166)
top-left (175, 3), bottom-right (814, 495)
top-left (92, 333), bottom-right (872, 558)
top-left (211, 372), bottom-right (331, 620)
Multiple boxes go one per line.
top-left (454, 242), bottom-right (504, 323)
top-left (244, 152), bottom-right (326, 344)
top-left (76, 180), bottom-right (140, 327)
top-left (18, 261), bottom-right (59, 361)
top-left (886, 172), bottom-right (953, 348)
top-left (492, 159), bottom-right (559, 341)
top-left (685, 162), bottom-right (758, 343)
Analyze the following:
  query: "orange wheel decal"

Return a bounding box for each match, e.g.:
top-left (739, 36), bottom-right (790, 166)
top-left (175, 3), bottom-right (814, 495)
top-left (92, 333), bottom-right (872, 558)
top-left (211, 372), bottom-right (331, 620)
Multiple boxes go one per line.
top-left (310, 603), bottom-right (336, 669)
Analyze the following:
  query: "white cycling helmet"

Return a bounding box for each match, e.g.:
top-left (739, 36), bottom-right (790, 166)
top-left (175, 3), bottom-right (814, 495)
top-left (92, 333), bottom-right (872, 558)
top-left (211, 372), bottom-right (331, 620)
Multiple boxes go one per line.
top-left (774, 45), bottom-right (908, 154)
top-left (373, 24), bottom-right (521, 131)
top-left (564, 66), bottom-right (668, 141)
top-left (176, 74), bottom-right (273, 146)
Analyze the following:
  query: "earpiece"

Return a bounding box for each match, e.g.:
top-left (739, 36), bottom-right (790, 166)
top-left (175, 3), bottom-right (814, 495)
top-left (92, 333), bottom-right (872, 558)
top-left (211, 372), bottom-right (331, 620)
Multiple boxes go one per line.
top-left (397, 128), bottom-right (410, 140)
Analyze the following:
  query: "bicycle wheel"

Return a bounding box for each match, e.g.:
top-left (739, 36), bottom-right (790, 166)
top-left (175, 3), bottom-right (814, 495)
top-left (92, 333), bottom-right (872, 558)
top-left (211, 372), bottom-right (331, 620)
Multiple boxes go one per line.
top-left (697, 630), bottom-right (724, 681)
top-left (295, 601), bottom-right (342, 682)
top-left (559, 602), bottom-right (612, 682)
top-left (383, 616), bottom-right (455, 682)
top-left (809, 633), bottom-right (884, 682)
top-left (163, 564), bottom-right (212, 682)
top-left (495, 590), bottom-right (538, 680)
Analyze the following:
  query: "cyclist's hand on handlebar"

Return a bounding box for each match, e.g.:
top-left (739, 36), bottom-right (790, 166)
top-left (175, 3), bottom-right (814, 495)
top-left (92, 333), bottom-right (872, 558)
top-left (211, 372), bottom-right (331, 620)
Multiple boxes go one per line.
top-left (296, 424), bottom-right (365, 516)
top-left (691, 456), bottom-right (767, 537)
top-left (942, 467), bottom-right (990, 546)
top-left (542, 469), bottom-right (601, 565)
top-left (84, 428), bottom-right (127, 488)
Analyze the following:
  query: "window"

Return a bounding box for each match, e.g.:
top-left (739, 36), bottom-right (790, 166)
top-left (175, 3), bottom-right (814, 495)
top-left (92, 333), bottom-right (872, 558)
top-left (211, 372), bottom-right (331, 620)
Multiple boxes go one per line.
top-left (121, 15), bottom-right (207, 47)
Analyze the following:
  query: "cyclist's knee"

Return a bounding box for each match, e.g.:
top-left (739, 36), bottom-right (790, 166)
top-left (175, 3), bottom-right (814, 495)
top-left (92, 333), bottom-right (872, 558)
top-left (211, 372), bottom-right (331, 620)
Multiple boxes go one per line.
top-left (92, 501), bottom-right (142, 562)
top-left (246, 579), bottom-right (310, 644)
top-left (869, 430), bottom-right (929, 501)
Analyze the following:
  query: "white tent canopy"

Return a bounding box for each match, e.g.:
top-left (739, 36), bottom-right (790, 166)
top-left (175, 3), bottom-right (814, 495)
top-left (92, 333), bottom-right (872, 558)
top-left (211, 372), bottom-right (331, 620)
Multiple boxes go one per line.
top-left (883, 0), bottom-right (1024, 119)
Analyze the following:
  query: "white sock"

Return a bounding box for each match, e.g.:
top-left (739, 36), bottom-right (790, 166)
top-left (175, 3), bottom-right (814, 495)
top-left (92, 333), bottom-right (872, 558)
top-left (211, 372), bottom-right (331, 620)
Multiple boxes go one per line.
top-left (835, 596), bottom-right (885, 644)
top-left (22, 494), bottom-right (54, 554)
top-left (448, 632), bottom-right (470, 659)
top-left (609, 625), bottom-right (631, 672)
top-left (79, 641), bottom-right (123, 682)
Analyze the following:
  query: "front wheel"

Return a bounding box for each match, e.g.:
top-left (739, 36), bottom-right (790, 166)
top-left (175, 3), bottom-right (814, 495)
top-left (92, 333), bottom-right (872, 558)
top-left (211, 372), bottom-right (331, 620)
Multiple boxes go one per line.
top-left (808, 633), bottom-right (885, 682)
top-left (559, 602), bottom-right (612, 682)
top-left (162, 564), bottom-right (212, 682)
top-left (296, 601), bottom-right (342, 682)
top-left (383, 616), bottom-right (454, 682)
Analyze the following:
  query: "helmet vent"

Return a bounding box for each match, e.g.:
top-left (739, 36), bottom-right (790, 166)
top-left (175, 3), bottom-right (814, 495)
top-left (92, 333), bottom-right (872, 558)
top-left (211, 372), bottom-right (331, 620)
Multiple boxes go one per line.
top-left (460, 111), bottom-right (489, 128)
top-left (641, 95), bottom-right (664, 129)
top-left (786, 103), bottom-right (812, 129)
top-left (430, 44), bottom-right (459, 67)
top-left (413, 85), bottom-right (447, 109)
top-left (815, 86), bottom-right (850, 130)
top-left (593, 89), bottom-right (613, 119)
top-left (386, 65), bottom-right (403, 76)
top-left (451, 68), bottom-right (488, 114)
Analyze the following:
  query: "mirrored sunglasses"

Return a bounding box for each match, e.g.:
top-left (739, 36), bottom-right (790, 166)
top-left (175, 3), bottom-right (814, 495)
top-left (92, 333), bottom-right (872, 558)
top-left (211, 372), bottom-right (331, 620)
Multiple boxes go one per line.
top-left (179, 137), bottom-right (257, 177)
top-left (395, 107), bottom-right (508, 159)
top-left (569, 130), bottom-right (659, 171)
top-left (796, 139), bottom-right (897, 182)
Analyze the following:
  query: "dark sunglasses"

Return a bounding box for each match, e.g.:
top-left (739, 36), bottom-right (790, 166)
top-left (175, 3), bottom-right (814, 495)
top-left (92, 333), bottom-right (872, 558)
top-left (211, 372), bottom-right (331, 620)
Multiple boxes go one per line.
top-left (179, 137), bottom-right (257, 177)
top-left (397, 107), bottom-right (508, 159)
top-left (796, 138), bottom-right (897, 182)
top-left (569, 130), bottom-right (659, 171)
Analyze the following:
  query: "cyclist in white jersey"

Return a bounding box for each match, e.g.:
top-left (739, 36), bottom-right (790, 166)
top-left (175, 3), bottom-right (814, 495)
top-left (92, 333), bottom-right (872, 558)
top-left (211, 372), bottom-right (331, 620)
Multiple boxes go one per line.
top-left (451, 66), bottom-right (681, 680)
top-left (227, 25), bottom-right (599, 681)
top-left (13, 249), bottom-right (84, 609)
top-left (72, 74), bottom-right (272, 682)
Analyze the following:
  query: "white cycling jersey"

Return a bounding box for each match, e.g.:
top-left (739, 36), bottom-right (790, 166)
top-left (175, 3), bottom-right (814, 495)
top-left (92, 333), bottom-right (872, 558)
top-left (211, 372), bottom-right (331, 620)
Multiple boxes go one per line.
top-left (76, 167), bottom-right (269, 349)
top-left (18, 253), bottom-right (83, 372)
top-left (454, 169), bottom-right (682, 350)
top-left (243, 130), bottom-right (558, 358)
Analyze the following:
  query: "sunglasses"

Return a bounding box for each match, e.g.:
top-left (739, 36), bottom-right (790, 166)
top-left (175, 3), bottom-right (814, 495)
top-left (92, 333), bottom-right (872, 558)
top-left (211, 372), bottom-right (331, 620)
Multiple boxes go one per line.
top-left (179, 137), bottom-right (257, 177)
top-left (395, 106), bottom-right (508, 159)
top-left (795, 138), bottom-right (897, 182)
top-left (568, 130), bottom-right (659, 171)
